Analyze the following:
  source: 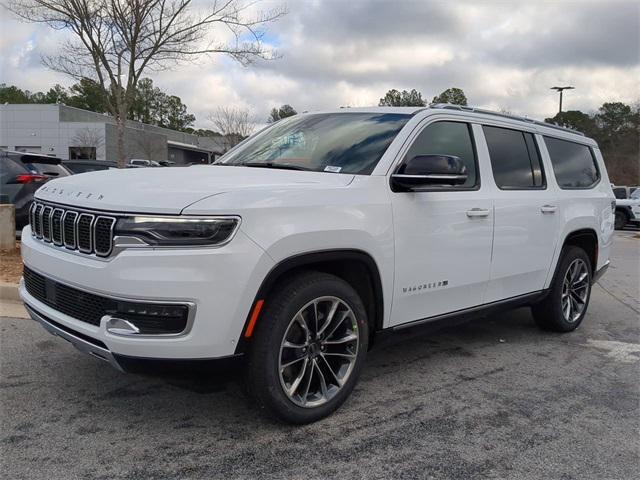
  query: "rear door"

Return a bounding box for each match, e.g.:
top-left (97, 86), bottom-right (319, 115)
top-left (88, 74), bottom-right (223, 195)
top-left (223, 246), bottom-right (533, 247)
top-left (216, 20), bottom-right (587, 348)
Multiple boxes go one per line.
top-left (480, 125), bottom-right (560, 302)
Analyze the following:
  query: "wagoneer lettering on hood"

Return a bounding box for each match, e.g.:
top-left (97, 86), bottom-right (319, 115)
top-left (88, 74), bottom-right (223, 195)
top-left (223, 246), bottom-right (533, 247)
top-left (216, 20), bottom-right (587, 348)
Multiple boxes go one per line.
top-left (34, 165), bottom-right (355, 214)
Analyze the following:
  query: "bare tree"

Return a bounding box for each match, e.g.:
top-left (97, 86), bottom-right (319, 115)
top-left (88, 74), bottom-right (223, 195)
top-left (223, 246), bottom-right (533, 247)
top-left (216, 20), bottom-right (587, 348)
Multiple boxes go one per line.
top-left (132, 130), bottom-right (167, 161)
top-left (208, 106), bottom-right (256, 151)
top-left (7, 0), bottom-right (286, 167)
top-left (71, 127), bottom-right (105, 148)
top-left (70, 127), bottom-right (105, 159)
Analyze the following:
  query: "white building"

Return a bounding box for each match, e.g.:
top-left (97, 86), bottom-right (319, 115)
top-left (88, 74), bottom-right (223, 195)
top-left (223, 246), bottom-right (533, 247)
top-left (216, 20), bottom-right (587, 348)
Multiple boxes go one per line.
top-left (0, 104), bottom-right (225, 165)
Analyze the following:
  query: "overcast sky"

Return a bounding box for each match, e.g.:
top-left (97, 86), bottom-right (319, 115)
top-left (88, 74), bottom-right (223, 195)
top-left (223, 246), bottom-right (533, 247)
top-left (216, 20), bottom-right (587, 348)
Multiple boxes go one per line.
top-left (1, 0), bottom-right (638, 127)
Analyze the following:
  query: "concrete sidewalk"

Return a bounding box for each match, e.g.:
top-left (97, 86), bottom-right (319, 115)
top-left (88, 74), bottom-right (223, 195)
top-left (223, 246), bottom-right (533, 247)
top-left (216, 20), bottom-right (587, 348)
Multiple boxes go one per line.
top-left (0, 281), bottom-right (27, 319)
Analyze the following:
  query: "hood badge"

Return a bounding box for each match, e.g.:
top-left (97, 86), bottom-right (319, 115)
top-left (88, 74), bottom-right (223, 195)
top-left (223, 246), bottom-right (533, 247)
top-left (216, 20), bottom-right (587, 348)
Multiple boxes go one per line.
top-left (39, 186), bottom-right (105, 201)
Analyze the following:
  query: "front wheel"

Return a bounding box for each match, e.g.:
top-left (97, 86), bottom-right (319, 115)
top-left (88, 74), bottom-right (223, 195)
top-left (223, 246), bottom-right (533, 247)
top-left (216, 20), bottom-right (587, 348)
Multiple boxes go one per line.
top-left (245, 271), bottom-right (368, 424)
top-left (532, 246), bottom-right (592, 332)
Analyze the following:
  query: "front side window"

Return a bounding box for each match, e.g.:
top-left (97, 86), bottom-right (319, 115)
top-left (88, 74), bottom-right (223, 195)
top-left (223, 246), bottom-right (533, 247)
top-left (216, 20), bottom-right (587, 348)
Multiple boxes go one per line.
top-left (219, 113), bottom-right (410, 175)
top-left (404, 121), bottom-right (478, 188)
top-left (544, 136), bottom-right (600, 189)
top-left (483, 126), bottom-right (545, 189)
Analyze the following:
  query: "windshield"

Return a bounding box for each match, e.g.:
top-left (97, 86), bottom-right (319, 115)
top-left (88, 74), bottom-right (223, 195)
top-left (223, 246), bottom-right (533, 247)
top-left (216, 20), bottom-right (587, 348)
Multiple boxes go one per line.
top-left (218, 113), bottom-right (411, 174)
top-left (631, 189), bottom-right (640, 200)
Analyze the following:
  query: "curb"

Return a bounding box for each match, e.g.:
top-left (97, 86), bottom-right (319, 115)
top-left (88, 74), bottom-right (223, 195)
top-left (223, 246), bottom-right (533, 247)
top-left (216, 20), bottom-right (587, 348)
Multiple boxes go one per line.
top-left (0, 282), bottom-right (20, 302)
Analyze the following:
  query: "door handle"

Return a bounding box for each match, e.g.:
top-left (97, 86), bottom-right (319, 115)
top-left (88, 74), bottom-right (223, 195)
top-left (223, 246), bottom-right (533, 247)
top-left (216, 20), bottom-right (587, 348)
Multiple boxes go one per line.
top-left (540, 205), bottom-right (557, 214)
top-left (466, 208), bottom-right (490, 218)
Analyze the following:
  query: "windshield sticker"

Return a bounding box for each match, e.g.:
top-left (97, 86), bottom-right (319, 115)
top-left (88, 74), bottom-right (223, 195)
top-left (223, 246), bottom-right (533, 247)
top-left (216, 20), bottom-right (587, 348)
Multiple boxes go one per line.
top-left (324, 166), bottom-right (342, 173)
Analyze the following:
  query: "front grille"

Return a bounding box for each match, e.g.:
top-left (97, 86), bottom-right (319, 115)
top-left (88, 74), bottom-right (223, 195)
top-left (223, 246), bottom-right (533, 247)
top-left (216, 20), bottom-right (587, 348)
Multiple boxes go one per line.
top-left (23, 266), bottom-right (190, 334)
top-left (29, 201), bottom-right (115, 257)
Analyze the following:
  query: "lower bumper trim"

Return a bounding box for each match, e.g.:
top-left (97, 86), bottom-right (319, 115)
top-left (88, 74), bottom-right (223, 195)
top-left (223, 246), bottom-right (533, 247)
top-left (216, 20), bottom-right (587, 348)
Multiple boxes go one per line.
top-left (24, 303), bottom-right (124, 372)
top-left (113, 352), bottom-right (244, 375)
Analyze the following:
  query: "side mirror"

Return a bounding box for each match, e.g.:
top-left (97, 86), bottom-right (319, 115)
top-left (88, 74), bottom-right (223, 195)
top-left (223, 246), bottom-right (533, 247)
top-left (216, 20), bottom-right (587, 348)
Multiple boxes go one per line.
top-left (391, 154), bottom-right (468, 191)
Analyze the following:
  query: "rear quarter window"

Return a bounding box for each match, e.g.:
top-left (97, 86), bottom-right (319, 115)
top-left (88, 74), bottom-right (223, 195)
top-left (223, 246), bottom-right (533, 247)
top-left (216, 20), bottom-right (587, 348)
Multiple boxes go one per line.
top-left (543, 136), bottom-right (600, 189)
top-left (23, 162), bottom-right (71, 177)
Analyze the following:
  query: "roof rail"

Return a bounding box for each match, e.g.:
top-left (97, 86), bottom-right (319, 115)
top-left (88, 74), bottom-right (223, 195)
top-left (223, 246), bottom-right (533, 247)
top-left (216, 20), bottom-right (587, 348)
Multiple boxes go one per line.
top-left (428, 103), bottom-right (585, 136)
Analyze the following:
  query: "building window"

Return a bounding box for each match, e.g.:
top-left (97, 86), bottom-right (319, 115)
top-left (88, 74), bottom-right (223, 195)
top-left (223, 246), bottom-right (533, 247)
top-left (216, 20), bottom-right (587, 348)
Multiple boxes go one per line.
top-left (69, 147), bottom-right (97, 160)
top-left (15, 146), bottom-right (41, 153)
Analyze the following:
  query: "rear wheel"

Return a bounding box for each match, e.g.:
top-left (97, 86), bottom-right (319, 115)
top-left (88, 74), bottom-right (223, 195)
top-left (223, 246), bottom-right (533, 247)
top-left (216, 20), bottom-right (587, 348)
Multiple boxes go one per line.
top-left (532, 246), bottom-right (592, 332)
top-left (615, 210), bottom-right (628, 230)
top-left (245, 271), bottom-right (368, 424)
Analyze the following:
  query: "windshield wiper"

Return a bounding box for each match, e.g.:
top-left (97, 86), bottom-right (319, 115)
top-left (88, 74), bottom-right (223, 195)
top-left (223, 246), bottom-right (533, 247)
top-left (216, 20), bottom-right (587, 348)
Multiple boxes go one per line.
top-left (242, 161), bottom-right (312, 171)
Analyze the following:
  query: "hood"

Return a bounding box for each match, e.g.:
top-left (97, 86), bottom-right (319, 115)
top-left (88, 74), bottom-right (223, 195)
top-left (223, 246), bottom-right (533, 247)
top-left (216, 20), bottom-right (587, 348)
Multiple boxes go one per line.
top-left (34, 165), bottom-right (355, 214)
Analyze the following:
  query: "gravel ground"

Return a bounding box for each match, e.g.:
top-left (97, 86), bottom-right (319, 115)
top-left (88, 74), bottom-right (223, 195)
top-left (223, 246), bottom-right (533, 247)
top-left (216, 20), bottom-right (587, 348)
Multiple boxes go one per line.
top-left (1, 231), bottom-right (638, 480)
top-left (0, 243), bottom-right (21, 284)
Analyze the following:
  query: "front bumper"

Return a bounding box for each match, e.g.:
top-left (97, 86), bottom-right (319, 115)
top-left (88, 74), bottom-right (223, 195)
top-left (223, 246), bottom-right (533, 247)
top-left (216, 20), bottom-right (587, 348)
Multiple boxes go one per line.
top-left (24, 302), bottom-right (124, 371)
top-left (20, 226), bottom-right (274, 362)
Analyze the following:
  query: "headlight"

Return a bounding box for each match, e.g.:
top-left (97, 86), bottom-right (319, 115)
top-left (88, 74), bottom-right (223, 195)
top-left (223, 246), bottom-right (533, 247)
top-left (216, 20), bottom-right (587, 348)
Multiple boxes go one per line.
top-left (114, 216), bottom-right (240, 247)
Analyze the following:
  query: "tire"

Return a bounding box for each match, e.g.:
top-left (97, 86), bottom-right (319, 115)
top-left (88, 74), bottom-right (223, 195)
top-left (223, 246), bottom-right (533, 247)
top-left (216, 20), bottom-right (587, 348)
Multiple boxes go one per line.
top-left (532, 246), bottom-right (592, 332)
top-left (244, 271), bottom-right (369, 424)
top-left (614, 210), bottom-right (628, 230)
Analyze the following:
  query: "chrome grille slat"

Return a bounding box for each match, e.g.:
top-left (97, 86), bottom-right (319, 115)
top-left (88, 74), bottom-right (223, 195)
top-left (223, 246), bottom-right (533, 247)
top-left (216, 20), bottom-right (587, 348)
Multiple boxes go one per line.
top-left (94, 217), bottom-right (116, 257)
top-left (63, 211), bottom-right (78, 249)
top-left (33, 204), bottom-right (43, 238)
top-left (77, 213), bottom-right (94, 253)
top-left (41, 206), bottom-right (53, 242)
top-left (51, 209), bottom-right (64, 245)
top-left (29, 203), bottom-right (37, 233)
top-left (30, 201), bottom-right (116, 257)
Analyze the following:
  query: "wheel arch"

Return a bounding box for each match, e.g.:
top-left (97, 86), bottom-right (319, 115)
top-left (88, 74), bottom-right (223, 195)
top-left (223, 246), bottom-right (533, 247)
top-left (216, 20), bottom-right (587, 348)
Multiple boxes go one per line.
top-left (561, 228), bottom-right (599, 275)
top-left (235, 249), bottom-right (384, 354)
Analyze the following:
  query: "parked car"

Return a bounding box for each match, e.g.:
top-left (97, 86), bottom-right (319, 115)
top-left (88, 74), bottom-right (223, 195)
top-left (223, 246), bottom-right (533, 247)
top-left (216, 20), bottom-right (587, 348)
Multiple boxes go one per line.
top-left (63, 160), bottom-right (118, 174)
top-left (158, 160), bottom-right (176, 167)
top-left (611, 185), bottom-right (639, 199)
top-left (0, 150), bottom-right (49, 229)
top-left (129, 159), bottom-right (162, 167)
top-left (614, 188), bottom-right (640, 229)
top-left (14, 152), bottom-right (72, 178)
top-left (20, 105), bottom-right (614, 423)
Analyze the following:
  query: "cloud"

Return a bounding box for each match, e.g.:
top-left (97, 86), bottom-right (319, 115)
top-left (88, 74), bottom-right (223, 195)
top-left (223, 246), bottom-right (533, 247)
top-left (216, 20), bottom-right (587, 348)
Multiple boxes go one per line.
top-left (1, 0), bottom-right (638, 127)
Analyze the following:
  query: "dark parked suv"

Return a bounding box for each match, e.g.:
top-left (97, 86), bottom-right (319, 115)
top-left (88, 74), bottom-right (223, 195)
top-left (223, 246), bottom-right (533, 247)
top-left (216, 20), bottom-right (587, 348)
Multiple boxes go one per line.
top-left (63, 160), bottom-right (117, 174)
top-left (0, 151), bottom-right (51, 229)
top-left (17, 152), bottom-right (72, 178)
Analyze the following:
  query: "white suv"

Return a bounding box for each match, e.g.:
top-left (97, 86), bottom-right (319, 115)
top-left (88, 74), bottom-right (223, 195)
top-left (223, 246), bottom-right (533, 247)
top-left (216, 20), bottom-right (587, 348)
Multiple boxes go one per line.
top-left (20, 105), bottom-right (615, 423)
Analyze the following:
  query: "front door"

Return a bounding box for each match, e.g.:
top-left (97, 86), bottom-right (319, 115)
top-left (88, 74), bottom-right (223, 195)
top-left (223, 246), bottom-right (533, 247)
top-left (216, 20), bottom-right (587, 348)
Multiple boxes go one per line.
top-left (389, 121), bottom-right (494, 327)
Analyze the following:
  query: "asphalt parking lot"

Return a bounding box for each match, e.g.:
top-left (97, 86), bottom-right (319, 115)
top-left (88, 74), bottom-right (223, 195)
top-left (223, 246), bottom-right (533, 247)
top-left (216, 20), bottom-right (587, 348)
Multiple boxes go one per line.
top-left (1, 231), bottom-right (639, 480)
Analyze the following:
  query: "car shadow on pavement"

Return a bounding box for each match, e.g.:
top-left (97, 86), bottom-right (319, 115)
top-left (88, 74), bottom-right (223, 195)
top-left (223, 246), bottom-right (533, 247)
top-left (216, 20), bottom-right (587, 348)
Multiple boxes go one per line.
top-left (116, 305), bottom-right (541, 409)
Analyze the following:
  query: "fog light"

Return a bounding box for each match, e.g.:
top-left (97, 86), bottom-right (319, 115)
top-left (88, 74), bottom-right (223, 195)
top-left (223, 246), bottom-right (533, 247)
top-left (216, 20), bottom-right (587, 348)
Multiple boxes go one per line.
top-left (109, 301), bottom-right (190, 335)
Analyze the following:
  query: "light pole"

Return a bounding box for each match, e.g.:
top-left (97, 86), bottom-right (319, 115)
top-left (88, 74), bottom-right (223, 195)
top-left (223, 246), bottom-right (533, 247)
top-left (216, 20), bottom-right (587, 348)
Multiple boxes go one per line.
top-left (550, 86), bottom-right (575, 114)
